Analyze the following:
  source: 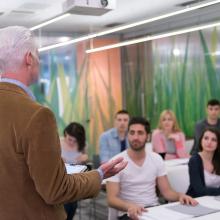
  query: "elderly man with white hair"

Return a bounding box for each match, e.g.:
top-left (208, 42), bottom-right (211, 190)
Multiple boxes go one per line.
top-left (0, 26), bottom-right (127, 220)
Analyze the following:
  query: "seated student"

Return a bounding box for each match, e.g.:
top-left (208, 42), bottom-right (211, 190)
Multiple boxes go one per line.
top-left (60, 122), bottom-right (88, 220)
top-left (60, 122), bottom-right (88, 165)
top-left (187, 127), bottom-right (220, 197)
top-left (190, 99), bottom-right (220, 155)
top-left (107, 117), bottom-right (197, 220)
top-left (99, 110), bottom-right (130, 163)
top-left (152, 110), bottom-right (189, 160)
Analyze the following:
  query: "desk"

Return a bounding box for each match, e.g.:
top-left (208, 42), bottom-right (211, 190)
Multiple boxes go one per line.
top-left (194, 212), bottom-right (220, 220)
top-left (139, 196), bottom-right (220, 220)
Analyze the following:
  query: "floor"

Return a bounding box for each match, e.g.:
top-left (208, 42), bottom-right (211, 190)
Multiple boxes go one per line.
top-left (74, 190), bottom-right (108, 220)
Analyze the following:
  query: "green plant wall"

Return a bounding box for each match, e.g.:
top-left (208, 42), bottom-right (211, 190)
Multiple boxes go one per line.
top-left (122, 28), bottom-right (220, 137)
top-left (31, 27), bottom-right (220, 157)
top-left (31, 41), bottom-right (122, 157)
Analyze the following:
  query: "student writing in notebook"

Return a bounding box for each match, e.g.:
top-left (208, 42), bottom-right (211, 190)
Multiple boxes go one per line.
top-left (60, 122), bottom-right (88, 220)
top-left (60, 122), bottom-right (88, 165)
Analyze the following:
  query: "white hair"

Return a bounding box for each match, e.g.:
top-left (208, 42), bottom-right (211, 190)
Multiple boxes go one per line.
top-left (0, 26), bottom-right (37, 74)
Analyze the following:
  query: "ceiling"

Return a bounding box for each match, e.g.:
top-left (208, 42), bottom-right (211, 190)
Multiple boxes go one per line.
top-left (0, 0), bottom-right (219, 47)
top-left (0, 0), bottom-right (206, 33)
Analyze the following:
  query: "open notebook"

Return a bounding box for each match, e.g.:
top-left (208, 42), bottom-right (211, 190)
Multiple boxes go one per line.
top-left (167, 204), bottom-right (220, 218)
top-left (65, 163), bottom-right (88, 174)
top-left (140, 202), bottom-right (220, 220)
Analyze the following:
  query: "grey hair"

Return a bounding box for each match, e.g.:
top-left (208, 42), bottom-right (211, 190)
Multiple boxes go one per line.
top-left (0, 26), bottom-right (38, 74)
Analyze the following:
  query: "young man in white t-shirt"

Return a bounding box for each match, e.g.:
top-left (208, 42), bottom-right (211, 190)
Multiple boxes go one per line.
top-left (106, 117), bottom-right (197, 220)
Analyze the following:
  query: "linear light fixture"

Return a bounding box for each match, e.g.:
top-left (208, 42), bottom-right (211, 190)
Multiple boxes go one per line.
top-left (30, 13), bottom-right (71, 31)
top-left (86, 21), bottom-right (220, 53)
top-left (93, 0), bottom-right (220, 36)
top-left (38, 0), bottom-right (220, 52)
top-left (38, 34), bottom-right (97, 52)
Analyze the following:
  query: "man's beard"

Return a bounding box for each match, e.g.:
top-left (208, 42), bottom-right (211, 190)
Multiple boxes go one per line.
top-left (130, 141), bottom-right (146, 152)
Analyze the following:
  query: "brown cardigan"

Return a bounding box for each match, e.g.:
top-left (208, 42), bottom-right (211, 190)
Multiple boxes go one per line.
top-left (0, 82), bottom-right (101, 220)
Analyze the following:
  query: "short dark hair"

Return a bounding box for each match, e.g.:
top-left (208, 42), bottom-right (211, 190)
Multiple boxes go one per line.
top-left (207, 99), bottom-right (220, 107)
top-left (128, 117), bottom-right (151, 134)
top-left (115, 109), bottom-right (129, 117)
top-left (198, 127), bottom-right (220, 175)
top-left (63, 122), bottom-right (86, 152)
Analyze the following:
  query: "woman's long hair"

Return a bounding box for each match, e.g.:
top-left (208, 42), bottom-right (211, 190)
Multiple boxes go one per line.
top-left (198, 127), bottom-right (220, 175)
top-left (64, 122), bottom-right (86, 152)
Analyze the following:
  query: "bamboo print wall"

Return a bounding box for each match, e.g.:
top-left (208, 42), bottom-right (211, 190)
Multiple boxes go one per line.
top-left (122, 28), bottom-right (220, 137)
top-left (32, 27), bottom-right (220, 158)
top-left (32, 39), bottom-right (122, 157)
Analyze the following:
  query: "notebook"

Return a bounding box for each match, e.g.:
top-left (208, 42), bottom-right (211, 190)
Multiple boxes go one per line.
top-left (65, 164), bottom-right (88, 174)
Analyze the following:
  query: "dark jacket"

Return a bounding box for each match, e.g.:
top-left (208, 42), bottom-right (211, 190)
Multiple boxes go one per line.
top-left (190, 119), bottom-right (220, 155)
top-left (186, 153), bottom-right (220, 197)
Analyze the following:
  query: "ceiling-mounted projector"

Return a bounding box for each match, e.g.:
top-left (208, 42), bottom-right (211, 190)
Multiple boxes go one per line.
top-left (62, 0), bottom-right (116, 16)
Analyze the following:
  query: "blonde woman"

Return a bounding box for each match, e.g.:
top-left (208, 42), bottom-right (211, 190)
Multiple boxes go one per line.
top-left (152, 110), bottom-right (189, 160)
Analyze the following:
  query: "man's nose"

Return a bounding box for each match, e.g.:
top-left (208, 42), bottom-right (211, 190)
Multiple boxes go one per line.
top-left (132, 133), bottom-right (139, 139)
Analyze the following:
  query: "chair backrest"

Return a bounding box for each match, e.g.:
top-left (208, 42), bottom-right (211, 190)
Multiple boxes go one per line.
top-left (108, 207), bottom-right (118, 220)
top-left (145, 142), bottom-right (153, 152)
top-left (185, 139), bottom-right (194, 154)
top-left (92, 154), bottom-right (100, 169)
top-left (166, 164), bottom-right (189, 193)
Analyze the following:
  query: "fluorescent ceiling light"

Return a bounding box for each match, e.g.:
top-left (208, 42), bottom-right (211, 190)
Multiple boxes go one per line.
top-left (38, 34), bottom-right (96, 52)
top-left (30, 13), bottom-right (71, 31)
top-left (38, 0), bottom-right (220, 52)
top-left (86, 21), bottom-right (220, 53)
top-left (59, 36), bottom-right (72, 42)
top-left (94, 0), bottom-right (220, 36)
top-left (173, 48), bottom-right (180, 56)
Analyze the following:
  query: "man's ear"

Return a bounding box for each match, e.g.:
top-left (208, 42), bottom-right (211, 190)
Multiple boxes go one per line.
top-left (25, 52), bottom-right (33, 66)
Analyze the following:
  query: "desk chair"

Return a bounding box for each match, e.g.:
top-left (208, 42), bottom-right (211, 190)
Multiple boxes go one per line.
top-left (92, 154), bottom-right (101, 169)
top-left (77, 154), bottom-right (101, 219)
top-left (108, 207), bottom-right (118, 220)
top-left (166, 164), bottom-right (189, 193)
top-left (185, 139), bottom-right (194, 154)
top-left (145, 142), bottom-right (152, 152)
top-left (76, 156), bottom-right (101, 220)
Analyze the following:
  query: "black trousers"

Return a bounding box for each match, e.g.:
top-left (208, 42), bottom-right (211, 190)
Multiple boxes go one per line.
top-left (64, 201), bottom-right (78, 220)
top-left (118, 214), bottom-right (132, 220)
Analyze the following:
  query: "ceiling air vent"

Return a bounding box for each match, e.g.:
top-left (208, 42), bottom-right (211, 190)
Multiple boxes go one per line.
top-left (176, 0), bottom-right (207, 7)
top-left (10, 10), bottom-right (35, 14)
top-left (18, 3), bottom-right (50, 10)
top-left (105, 22), bottom-right (123, 28)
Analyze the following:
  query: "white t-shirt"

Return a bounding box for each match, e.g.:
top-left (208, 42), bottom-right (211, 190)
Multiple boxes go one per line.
top-left (107, 150), bottom-right (167, 208)
top-left (204, 170), bottom-right (220, 188)
top-left (60, 137), bottom-right (82, 164)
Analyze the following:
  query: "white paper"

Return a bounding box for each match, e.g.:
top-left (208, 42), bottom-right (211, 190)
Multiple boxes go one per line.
top-left (65, 164), bottom-right (87, 174)
top-left (196, 196), bottom-right (220, 210)
top-left (215, 196), bottom-right (220, 201)
top-left (141, 206), bottom-right (193, 220)
top-left (139, 196), bottom-right (220, 220)
top-left (167, 204), bottom-right (220, 217)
